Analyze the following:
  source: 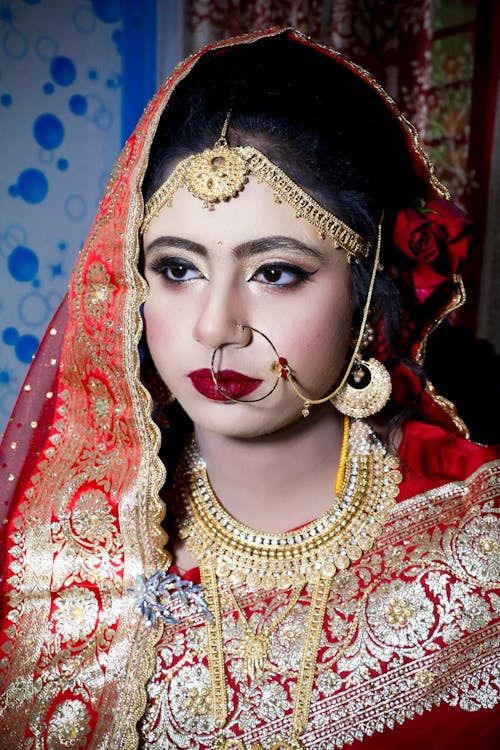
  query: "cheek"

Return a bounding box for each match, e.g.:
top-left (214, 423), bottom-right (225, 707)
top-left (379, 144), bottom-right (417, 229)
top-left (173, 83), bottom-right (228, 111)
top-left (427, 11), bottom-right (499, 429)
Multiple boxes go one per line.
top-left (287, 289), bottom-right (352, 384)
top-left (143, 301), bottom-right (162, 350)
top-left (142, 295), bottom-right (178, 362)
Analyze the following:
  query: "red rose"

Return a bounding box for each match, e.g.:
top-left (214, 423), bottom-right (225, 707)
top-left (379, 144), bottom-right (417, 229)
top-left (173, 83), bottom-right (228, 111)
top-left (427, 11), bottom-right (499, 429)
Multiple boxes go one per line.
top-left (393, 197), bottom-right (473, 302)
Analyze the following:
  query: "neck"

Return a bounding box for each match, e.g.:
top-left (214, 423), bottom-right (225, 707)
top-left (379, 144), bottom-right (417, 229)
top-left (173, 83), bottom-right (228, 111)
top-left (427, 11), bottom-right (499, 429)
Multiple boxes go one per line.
top-left (194, 407), bottom-right (345, 534)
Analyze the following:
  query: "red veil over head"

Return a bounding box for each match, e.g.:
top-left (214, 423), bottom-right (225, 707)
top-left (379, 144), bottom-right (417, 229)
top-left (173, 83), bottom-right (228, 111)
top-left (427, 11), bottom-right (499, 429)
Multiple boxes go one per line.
top-left (0, 28), bottom-right (479, 747)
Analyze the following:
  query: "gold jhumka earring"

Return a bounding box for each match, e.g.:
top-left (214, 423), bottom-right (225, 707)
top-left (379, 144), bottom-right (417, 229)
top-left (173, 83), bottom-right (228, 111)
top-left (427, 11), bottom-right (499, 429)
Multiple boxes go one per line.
top-left (331, 345), bottom-right (392, 418)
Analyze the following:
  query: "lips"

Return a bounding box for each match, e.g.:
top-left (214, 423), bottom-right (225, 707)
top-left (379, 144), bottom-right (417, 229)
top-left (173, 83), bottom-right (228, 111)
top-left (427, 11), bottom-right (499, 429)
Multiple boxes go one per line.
top-left (188, 369), bottom-right (263, 401)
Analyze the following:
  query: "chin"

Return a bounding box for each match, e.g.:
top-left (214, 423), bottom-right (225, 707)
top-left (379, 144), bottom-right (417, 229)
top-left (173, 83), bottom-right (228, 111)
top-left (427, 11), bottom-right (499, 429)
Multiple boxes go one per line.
top-left (181, 399), bottom-right (304, 440)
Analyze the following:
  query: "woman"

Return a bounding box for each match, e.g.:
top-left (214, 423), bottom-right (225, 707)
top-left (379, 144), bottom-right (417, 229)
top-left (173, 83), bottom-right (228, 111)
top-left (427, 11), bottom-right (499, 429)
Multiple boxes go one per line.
top-left (0, 28), bottom-right (498, 750)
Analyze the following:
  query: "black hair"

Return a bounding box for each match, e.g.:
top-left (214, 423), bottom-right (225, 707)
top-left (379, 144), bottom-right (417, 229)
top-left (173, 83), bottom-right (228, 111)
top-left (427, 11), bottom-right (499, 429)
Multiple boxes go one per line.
top-left (141, 33), bottom-right (428, 443)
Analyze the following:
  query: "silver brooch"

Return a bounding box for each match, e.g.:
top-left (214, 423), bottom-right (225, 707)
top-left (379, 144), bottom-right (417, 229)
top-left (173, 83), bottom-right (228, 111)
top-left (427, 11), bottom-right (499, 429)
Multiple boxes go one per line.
top-left (128, 570), bottom-right (212, 626)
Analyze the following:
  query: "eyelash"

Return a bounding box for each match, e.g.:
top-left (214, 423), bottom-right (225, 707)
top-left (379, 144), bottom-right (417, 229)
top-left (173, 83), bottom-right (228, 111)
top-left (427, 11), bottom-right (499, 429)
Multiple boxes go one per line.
top-left (149, 257), bottom-right (202, 282)
top-left (148, 257), bottom-right (316, 288)
top-left (251, 263), bottom-right (315, 287)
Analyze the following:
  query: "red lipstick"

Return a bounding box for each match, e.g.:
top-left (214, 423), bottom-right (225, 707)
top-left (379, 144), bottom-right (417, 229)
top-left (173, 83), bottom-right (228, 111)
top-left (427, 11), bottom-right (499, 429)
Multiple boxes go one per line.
top-left (188, 369), bottom-right (263, 401)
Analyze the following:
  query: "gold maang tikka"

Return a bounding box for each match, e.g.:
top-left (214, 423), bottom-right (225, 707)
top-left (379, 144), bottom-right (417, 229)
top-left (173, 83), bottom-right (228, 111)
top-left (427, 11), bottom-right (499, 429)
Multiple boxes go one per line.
top-left (141, 115), bottom-right (369, 263)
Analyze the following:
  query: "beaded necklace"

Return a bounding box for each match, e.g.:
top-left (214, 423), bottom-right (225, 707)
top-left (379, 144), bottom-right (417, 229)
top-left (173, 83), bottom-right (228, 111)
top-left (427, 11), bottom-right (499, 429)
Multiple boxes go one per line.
top-left (173, 419), bottom-right (402, 748)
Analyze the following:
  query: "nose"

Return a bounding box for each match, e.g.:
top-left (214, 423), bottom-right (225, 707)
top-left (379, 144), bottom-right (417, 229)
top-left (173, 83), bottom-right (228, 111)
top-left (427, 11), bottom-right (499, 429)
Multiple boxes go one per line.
top-left (193, 282), bottom-right (250, 351)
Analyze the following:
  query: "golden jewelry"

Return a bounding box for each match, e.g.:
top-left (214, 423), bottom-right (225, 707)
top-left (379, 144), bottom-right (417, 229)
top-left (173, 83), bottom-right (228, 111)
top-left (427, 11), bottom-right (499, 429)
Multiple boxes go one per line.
top-left (331, 356), bottom-right (392, 418)
top-left (141, 127), bottom-right (368, 263)
top-left (173, 420), bottom-right (402, 744)
top-left (177, 420), bottom-right (400, 589)
top-left (335, 414), bottom-right (349, 495)
top-left (211, 324), bottom-right (282, 403)
top-left (357, 319), bottom-right (375, 350)
top-left (330, 305), bottom-right (391, 418)
top-left (209, 572), bottom-right (332, 750)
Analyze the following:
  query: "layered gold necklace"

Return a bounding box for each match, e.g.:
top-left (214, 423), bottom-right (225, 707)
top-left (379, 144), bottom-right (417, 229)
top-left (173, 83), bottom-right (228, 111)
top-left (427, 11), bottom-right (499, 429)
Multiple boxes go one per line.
top-left (173, 419), bottom-right (402, 749)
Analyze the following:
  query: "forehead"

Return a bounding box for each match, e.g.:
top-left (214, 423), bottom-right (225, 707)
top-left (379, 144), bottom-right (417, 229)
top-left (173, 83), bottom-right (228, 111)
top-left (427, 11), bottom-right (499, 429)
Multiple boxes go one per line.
top-left (143, 177), bottom-right (338, 254)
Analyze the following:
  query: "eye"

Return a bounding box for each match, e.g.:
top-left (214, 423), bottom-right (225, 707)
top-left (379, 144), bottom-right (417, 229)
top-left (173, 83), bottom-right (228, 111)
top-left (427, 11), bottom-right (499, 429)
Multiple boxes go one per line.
top-left (252, 263), bottom-right (314, 287)
top-left (149, 256), bottom-right (204, 282)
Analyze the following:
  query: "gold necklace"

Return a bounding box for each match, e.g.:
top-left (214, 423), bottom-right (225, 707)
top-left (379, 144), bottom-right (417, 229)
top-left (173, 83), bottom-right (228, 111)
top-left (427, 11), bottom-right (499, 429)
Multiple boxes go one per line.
top-left (177, 420), bottom-right (401, 591)
top-left (173, 420), bottom-right (402, 747)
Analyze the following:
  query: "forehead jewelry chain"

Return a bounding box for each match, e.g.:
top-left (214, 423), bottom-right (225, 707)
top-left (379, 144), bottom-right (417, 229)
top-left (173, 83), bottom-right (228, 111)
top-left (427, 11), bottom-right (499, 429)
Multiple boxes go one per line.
top-left (141, 117), bottom-right (369, 263)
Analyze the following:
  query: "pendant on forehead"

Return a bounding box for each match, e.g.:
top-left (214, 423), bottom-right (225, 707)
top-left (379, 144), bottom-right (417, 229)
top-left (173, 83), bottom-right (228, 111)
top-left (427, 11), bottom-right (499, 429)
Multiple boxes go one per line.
top-left (184, 142), bottom-right (249, 204)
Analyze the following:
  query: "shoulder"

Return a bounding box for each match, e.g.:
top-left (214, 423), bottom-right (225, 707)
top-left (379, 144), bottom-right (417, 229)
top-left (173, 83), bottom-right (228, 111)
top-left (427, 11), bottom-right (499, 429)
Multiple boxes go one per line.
top-left (396, 419), bottom-right (500, 501)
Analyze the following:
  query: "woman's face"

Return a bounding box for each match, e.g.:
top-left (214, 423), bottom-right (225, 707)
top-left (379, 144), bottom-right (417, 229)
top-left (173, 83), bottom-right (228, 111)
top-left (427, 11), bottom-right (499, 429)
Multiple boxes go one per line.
top-left (142, 178), bottom-right (353, 438)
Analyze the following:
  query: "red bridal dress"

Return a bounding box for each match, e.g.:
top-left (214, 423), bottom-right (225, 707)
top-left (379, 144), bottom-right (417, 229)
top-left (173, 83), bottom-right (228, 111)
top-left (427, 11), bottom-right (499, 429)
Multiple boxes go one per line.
top-left (0, 28), bottom-right (498, 750)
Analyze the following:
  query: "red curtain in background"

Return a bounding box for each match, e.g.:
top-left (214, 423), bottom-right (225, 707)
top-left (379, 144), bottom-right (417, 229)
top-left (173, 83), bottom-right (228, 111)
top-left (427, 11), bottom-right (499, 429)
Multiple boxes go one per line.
top-left (185, 0), bottom-right (435, 134)
top-left (184, 0), bottom-right (499, 339)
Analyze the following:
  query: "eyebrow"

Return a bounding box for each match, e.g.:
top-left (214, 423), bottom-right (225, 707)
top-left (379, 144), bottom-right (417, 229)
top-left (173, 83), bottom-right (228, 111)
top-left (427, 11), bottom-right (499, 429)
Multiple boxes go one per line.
top-left (144, 236), bottom-right (206, 256)
top-left (144, 235), bottom-right (327, 260)
top-left (233, 236), bottom-right (326, 260)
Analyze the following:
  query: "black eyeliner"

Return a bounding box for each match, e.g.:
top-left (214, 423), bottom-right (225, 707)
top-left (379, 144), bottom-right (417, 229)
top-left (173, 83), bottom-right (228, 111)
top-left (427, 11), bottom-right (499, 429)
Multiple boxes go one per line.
top-left (251, 262), bottom-right (318, 287)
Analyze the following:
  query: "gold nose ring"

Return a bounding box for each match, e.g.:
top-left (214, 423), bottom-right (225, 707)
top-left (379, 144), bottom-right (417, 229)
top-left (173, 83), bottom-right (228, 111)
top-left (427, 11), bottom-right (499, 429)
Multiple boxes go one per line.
top-left (210, 325), bottom-right (285, 403)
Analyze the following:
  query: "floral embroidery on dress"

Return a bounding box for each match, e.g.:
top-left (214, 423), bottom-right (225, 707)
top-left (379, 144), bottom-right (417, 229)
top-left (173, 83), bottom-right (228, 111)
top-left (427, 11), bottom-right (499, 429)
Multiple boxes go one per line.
top-left (71, 489), bottom-right (116, 542)
top-left (140, 468), bottom-right (500, 749)
top-left (53, 587), bottom-right (99, 642)
top-left (46, 699), bottom-right (92, 749)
